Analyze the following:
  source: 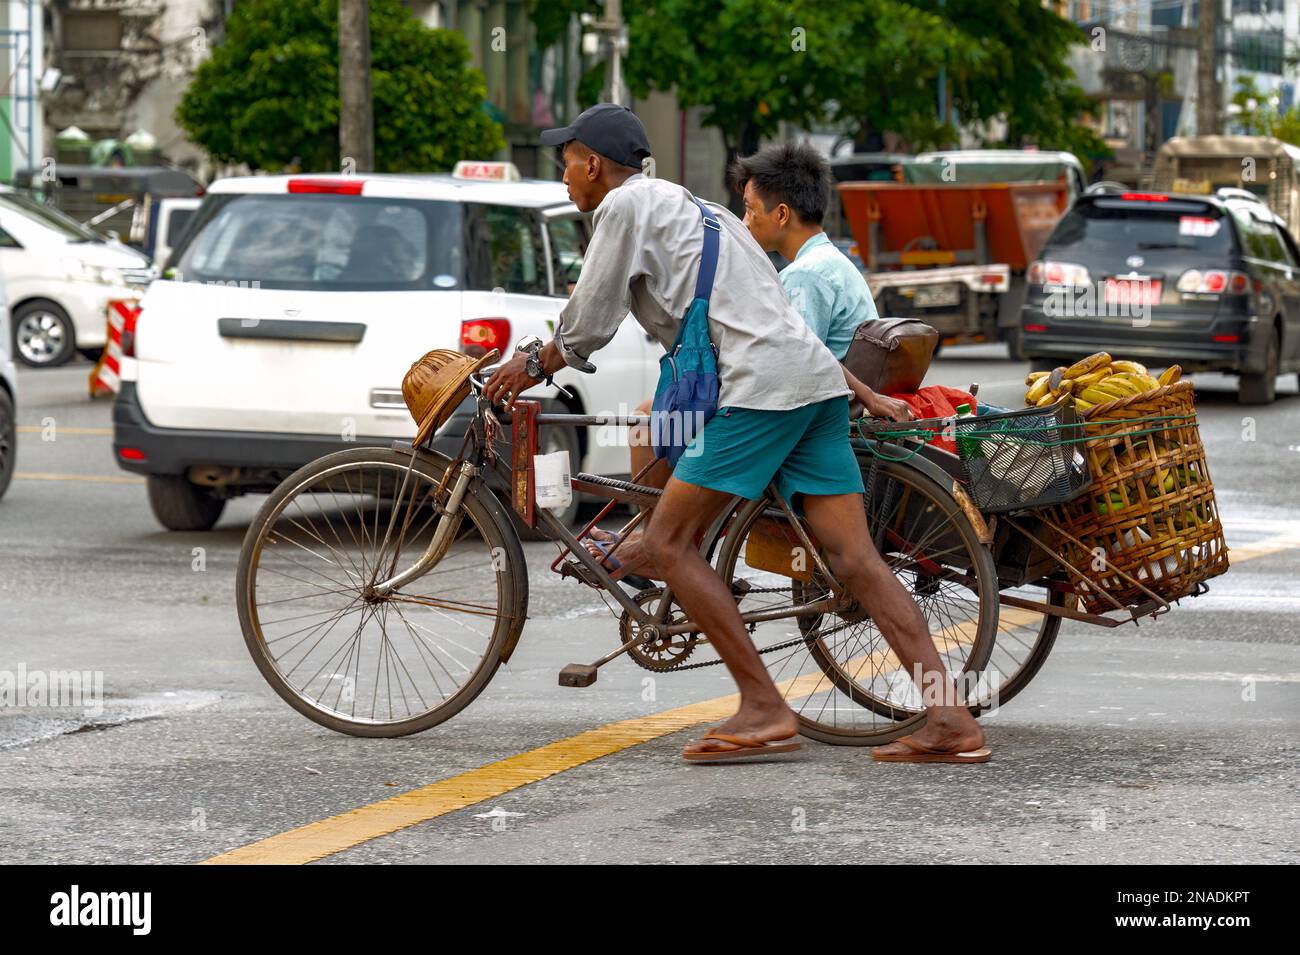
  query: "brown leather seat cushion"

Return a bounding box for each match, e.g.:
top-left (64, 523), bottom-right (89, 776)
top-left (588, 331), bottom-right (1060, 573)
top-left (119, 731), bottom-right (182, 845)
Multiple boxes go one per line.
top-left (842, 318), bottom-right (939, 395)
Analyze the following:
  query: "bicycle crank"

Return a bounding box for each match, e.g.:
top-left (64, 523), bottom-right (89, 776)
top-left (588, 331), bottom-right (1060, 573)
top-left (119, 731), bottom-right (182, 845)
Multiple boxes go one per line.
top-left (618, 587), bottom-right (700, 672)
top-left (558, 587), bottom-right (699, 686)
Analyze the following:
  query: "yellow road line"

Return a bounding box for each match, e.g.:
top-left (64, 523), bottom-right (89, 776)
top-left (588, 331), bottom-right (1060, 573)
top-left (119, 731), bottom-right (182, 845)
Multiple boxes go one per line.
top-left (204, 533), bottom-right (1300, 865)
top-left (202, 693), bottom-right (739, 865)
top-left (205, 616), bottom-right (978, 865)
top-left (16, 426), bottom-right (113, 435)
top-left (1225, 535), bottom-right (1300, 563)
top-left (13, 472), bottom-right (144, 485)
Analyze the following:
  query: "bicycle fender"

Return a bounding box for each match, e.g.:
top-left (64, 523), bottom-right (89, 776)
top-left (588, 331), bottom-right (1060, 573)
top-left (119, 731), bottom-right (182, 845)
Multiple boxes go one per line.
top-left (854, 441), bottom-right (954, 490)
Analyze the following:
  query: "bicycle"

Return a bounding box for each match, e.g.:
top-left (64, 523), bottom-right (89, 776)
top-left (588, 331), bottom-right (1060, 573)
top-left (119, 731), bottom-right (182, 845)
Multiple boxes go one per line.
top-left (234, 366), bottom-right (1007, 746)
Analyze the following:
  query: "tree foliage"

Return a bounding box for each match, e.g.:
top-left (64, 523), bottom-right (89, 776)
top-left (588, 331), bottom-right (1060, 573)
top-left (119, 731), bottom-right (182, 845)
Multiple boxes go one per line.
top-left (177, 0), bottom-right (504, 173)
top-left (1231, 76), bottom-right (1300, 146)
top-left (607, 0), bottom-right (1105, 161)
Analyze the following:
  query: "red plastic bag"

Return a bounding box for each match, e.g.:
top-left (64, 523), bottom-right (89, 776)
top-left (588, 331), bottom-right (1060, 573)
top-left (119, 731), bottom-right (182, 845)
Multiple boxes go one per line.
top-left (886, 385), bottom-right (976, 454)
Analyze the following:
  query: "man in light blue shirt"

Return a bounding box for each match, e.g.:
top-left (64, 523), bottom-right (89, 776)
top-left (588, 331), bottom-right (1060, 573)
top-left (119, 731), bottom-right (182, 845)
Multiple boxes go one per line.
top-left (781, 231), bottom-right (878, 360)
top-left (732, 142), bottom-right (912, 421)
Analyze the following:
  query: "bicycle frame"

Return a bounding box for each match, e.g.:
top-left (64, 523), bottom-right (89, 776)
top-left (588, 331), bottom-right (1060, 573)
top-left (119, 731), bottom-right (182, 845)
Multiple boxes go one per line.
top-left (372, 386), bottom-right (850, 680)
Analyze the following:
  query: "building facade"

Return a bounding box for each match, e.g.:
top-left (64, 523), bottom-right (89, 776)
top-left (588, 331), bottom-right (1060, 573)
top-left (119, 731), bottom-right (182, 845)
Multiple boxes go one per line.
top-left (1052, 0), bottom-right (1300, 181)
top-left (404, 0), bottom-right (729, 199)
top-left (0, 0), bottom-right (43, 182)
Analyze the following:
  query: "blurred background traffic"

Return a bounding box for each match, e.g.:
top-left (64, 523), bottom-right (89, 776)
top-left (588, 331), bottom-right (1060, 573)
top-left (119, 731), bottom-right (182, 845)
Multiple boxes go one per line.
top-left (1, 0), bottom-right (1298, 521)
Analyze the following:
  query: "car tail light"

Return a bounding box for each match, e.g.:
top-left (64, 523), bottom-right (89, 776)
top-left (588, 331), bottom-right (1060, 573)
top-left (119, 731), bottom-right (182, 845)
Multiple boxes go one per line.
top-left (1213, 334), bottom-right (1240, 343)
top-left (1023, 323), bottom-right (1048, 333)
top-left (1028, 260), bottom-right (1090, 287)
top-left (461, 318), bottom-right (511, 357)
top-left (1176, 269), bottom-right (1249, 295)
top-left (1121, 192), bottom-right (1169, 202)
top-left (118, 447), bottom-right (146, 462)
top-left (287, 178), bottom-right (364, 195)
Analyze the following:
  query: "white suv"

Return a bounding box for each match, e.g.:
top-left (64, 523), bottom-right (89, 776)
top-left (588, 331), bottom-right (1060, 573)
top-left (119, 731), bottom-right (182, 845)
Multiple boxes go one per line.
top-left (112, 166), bottom-right (657, 530)
top-left (0, 187), bottom-right (154, 367)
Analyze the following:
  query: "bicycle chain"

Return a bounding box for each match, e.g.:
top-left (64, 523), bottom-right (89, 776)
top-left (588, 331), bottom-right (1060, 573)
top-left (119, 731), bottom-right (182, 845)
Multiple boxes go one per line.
top-left (663, 632), bottom-right (814, 671)
top-left (623, 584), bottom-right (824, 673)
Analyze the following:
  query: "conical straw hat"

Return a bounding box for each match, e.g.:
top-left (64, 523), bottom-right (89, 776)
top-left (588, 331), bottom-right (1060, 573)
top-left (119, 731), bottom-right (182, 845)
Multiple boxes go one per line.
top-left (403, 348), bottom-right (498, 448)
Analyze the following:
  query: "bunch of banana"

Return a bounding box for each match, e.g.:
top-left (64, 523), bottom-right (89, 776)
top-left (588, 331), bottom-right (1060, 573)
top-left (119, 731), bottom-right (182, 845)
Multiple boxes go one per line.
top-left (1024, 352), bottom-right (1174, 414)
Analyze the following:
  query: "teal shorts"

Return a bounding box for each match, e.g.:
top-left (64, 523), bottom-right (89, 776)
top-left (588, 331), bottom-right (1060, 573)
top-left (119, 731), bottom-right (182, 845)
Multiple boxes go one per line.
top-left (672, 396), bottom-right (866, 502)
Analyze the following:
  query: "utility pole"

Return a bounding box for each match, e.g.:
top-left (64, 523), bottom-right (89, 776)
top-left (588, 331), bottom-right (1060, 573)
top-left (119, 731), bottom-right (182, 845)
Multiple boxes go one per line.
top-left (1196, 0), bottom-right (1219, 135)
top-left (606, 0), bottom-right (625, 106)
top-left (583, 1), bottom-right (627, 105)
top-left (937, 0), bottom-right (946, 128)
top-left (339, 0), bottom-right (374, 172)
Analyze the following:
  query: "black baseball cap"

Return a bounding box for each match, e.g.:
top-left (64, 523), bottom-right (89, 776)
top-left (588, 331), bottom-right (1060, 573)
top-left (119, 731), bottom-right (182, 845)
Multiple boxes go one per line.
top-left (540, 103), bottom-right (652, 169)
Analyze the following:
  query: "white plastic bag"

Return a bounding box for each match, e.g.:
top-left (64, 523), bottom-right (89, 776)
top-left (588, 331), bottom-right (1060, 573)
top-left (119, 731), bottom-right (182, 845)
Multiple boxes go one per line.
top-left (533, 450), bottom-right (573, 509)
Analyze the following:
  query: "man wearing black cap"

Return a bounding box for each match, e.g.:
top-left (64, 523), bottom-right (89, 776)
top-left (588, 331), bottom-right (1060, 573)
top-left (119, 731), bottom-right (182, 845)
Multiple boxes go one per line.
top-left (484, 104), bottom-right (988, 765)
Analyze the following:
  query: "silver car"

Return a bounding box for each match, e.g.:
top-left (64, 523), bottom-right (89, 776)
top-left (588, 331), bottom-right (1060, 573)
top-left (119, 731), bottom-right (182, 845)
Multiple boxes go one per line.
top-left (0, 271), bottom-right (16, 500)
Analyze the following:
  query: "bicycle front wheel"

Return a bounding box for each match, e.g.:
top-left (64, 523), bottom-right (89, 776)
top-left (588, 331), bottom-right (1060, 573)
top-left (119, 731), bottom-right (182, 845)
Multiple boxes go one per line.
top-left (236, 447), bottom-right (527, 737)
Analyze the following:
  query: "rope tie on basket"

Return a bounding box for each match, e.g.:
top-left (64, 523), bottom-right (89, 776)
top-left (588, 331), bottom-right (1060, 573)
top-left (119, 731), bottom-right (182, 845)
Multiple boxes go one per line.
top-left (855, 411), bottom-right (1196, 451)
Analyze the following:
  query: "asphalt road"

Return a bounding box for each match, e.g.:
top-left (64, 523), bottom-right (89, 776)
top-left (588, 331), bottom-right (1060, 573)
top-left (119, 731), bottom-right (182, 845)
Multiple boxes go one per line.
top-left (1, 346), bottom-right (1297, 864)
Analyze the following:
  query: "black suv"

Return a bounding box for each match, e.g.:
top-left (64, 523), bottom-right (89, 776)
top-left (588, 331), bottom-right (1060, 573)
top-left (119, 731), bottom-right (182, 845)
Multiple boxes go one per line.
top-left (1020, 188), bottom-right (1300, 403)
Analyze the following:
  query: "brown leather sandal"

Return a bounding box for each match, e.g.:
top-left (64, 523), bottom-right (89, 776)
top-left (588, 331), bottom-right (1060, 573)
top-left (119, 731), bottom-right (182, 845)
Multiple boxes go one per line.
top-left (871, 735), bottom-right (991, 763)
top-left (681, 731), bottom-right (802, 763)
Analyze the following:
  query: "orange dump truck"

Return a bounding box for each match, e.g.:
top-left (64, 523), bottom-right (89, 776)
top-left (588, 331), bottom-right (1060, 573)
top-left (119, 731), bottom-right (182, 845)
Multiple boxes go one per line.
top-left (836, 150), bottom-right (1085, 358)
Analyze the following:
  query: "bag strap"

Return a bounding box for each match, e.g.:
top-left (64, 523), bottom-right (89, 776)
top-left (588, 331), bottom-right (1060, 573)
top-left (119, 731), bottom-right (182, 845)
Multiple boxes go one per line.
top-left (692, 198), bottom-right (721, 304)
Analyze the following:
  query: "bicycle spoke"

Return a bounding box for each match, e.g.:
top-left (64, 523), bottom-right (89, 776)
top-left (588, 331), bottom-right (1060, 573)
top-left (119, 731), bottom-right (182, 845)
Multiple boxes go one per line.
top-left (240, 452), bottom-right (514, 732)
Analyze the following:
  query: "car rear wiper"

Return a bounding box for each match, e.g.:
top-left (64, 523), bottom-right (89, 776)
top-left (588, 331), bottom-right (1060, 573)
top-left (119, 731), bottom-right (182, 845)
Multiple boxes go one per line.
top-left (1135, 242), bottom-right (1189, 250)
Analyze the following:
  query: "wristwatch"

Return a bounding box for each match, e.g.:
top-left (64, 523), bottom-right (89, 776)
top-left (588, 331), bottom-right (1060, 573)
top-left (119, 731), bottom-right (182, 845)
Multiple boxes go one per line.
top-left (516, 334), bottom-right (551, 384)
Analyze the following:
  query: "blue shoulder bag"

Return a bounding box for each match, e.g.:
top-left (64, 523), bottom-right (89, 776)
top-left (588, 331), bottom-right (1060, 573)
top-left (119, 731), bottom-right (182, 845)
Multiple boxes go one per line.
top-left (651, 198), bottom-right (721, 467)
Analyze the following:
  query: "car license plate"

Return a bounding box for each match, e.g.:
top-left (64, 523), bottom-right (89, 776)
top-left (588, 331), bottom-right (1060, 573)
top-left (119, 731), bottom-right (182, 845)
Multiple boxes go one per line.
top-left (911, 284), bottom-right (961, 308)
top-left (1104, 277), bottom-right (1162, 307)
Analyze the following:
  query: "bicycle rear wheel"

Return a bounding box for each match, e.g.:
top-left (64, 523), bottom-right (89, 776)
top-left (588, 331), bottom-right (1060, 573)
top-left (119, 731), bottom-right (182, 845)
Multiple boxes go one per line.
top-left (979, 585), bottom-right (1063, 709)
top-left (715, 456), bottom-right (999, 746)
top-left (236, 447), bottom-right (527, 737)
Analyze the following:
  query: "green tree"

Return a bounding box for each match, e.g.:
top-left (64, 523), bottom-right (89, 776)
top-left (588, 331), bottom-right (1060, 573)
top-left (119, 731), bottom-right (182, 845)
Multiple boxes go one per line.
top-left (1231, 75), bottom-right (1300, 145)
top-left (177, 0), bottom-right (504, 173)
top-left (623, 0), bottom-right (852, 160)
top-left (609, 0), bottom-right (1106, 191)
top-left (903, 0), bottom-right (1107, 160)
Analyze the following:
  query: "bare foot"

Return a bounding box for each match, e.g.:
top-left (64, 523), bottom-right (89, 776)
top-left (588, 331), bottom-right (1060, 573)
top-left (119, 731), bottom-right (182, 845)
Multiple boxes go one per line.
top-left (681, 703), bottom-right (800, 756)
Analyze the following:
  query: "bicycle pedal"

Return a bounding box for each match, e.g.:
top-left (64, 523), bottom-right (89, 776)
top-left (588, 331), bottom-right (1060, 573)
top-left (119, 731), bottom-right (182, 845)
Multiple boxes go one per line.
top-left (558, 664), bottom-right (598, 687)
top-left (559, 560), bottom-right (600, 586)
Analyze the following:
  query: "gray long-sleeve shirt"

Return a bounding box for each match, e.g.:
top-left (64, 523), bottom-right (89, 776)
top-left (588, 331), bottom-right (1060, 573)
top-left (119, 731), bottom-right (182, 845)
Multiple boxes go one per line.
top-left (553, 174), bottom-right (851, 411)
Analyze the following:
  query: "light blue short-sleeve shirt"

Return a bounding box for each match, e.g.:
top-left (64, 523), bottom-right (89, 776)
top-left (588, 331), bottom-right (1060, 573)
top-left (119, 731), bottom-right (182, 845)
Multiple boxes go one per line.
top-left (780, 232), bottom-right (880, 360)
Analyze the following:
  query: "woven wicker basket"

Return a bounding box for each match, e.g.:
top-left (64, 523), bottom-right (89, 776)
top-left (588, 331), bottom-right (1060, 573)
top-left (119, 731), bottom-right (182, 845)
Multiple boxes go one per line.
top-left (1044, 380), bottom-right (1229, 614)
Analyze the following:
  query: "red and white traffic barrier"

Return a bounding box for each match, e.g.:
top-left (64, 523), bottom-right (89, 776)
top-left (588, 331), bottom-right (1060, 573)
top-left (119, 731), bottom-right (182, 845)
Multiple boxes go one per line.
top-left (89, 297), bottom-right (142, 399)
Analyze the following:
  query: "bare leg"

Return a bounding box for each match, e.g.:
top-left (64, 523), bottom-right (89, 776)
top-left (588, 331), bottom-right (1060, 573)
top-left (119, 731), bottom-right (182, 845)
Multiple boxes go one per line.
top-left (627, 397), bottom-right (664, 487)
top-left (585, 398), bottom-right (672, 579)
top-left (642, 478), bottom-right (800, 755)
top-left (800, 492), bottom-right (985, 754)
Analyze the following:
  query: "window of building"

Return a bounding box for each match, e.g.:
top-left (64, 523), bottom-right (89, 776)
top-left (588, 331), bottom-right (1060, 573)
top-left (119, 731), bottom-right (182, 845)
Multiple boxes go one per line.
top-left (1235, 31), bottom-right (1285, 75)
top-left (61, 11), bottom-right (124, 54)
top-left (1232, 1), bottom-right (1285, 15)
top-left (1152, 2), bottom-right (1185, 29)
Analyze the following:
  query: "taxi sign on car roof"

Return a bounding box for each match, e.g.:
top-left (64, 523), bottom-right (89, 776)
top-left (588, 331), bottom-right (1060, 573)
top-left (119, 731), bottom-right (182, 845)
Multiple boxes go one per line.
top-left (452, 161), bottom-right (521, 182)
